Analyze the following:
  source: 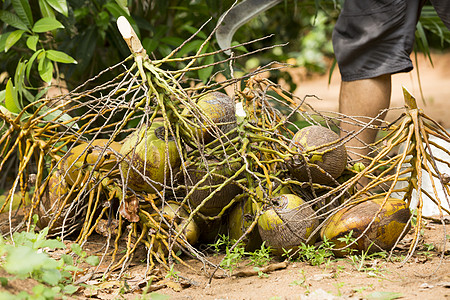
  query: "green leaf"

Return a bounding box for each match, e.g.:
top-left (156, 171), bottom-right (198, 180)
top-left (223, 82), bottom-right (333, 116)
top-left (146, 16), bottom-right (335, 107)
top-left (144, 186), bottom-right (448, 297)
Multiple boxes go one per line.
top-left (26, 35), bottom-right (39, 51)
top-left (0, 10), bottom-right (28, 30)
top-left (26, 49), bottom-right (43, 80)
top-left (32, 17), bottom-right (64, 33)
top-left (366, 291), bottom-right (403, 300)
top-left (3, 245), bottom-right (48, 275)
top-left (38, 0), bottom-right (55, 19)
top-left (5, 78), bottom-right (20, 113)
top-left (114, 0), bottom-right (130, 15)
top-left (0, 277), bottom-right (8, 287)
top-left (46, 49), bottom-right (77, 64)
top-left (41, 238), bottom-right (66, 250)
top-left (5, 30), bottom-right (25, 52)
top-left (149, 293), bottom-right (170, 300)
top-left (38, 56), bottom-right (53, 84)
top-left (70, 243), bottom-right (83, 256)
top-left (40, 268), bottom-right (62, 286)
top-left (198, 54), bottom-right (214, 83)
top-left (0, 33), bottom-right (11, 52)
top-left (45, 0), bottom-right (68, 17)
top-left (85, 255), bottom-right (100, 266)
top-left (62, 285), bottom-right (79, 295)
top-left (12, 0), bottom-right (33, 28)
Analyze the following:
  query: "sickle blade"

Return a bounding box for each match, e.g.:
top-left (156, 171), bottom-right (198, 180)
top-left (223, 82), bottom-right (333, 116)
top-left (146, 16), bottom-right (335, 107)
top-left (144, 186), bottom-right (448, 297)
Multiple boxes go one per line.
top-left (216, 0), bottom-right (282, 54)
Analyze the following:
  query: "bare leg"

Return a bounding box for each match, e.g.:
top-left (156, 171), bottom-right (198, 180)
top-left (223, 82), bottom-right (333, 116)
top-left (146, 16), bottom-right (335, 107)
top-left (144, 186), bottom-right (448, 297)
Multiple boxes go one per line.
top-left (339, 74), bottom-right (391, 163)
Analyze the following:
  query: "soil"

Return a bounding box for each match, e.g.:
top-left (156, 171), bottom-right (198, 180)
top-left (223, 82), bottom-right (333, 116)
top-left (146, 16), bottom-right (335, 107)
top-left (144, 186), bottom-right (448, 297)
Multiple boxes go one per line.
top-left (1, 53), bottom-right (450, 300)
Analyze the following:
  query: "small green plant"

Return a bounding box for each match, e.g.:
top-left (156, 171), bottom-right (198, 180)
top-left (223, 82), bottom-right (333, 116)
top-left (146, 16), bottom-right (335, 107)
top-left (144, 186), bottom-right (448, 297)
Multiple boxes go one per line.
top-left (248, 241), bottom-right (272, 267)
top-left (0, 217), bottom-right (99, 299)
top-left (253, 267), bottom-right (269, 278)
top-left (209, 234), bottom-right (234, 253)
top-left (336, 230), bottom-right (358, 256)
top-left (289, 269), bottom-right (310, 294)
top-left (334, 282), bottom-right (345, 297)
top-left (420, 242), bottom-right (435, 259)
top-left (282, 236), bottom-right (335, 266)
top-left (220, 242), bottom-right (247, 273)
top-left (165, 264), bottom-right (181, 281)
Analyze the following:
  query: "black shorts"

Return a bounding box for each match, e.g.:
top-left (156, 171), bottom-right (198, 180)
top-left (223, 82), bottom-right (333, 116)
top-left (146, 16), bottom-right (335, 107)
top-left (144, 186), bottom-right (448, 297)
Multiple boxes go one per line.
top-left (333, 0), bottom-right (450, 82)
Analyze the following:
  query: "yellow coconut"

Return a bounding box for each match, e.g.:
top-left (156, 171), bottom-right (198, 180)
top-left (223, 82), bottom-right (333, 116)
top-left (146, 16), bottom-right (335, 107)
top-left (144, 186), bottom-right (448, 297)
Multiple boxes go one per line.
top-left (37, 169), bottom-right (83, 236)
top-left (320, 197), bottom-right (411, 257)
top-left (120, 121), bottom-right (181, 193)
top-left (60, 139), bottom-right (122, 186)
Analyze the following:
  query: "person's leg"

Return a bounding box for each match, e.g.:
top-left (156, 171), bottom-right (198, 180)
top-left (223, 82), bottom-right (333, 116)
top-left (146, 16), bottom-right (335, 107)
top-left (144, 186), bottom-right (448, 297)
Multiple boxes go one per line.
top-left (339, 74), bottom-right (391, 162)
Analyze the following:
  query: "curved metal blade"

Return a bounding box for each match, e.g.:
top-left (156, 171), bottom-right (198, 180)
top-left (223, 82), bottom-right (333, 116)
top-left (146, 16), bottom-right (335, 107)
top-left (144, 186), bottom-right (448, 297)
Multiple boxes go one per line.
top-left (216, 0), bottom-right (282, 54)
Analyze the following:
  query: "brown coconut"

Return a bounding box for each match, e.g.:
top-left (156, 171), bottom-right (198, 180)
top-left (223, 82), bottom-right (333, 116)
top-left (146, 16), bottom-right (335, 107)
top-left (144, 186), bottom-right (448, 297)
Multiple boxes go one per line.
top-left (257, 194), bottom-right (319, 255)
top-left (183, 91), bottom-right (237, 144)
top-left (288, 125), bottom-right (347, 185)
top-left (185, 159), bottom-right (242, 216)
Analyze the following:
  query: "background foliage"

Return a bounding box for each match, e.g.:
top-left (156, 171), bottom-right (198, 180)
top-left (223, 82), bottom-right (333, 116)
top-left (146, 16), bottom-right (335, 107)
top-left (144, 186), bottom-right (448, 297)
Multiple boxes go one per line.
top-left (0, 0), bottom-right (449, 114)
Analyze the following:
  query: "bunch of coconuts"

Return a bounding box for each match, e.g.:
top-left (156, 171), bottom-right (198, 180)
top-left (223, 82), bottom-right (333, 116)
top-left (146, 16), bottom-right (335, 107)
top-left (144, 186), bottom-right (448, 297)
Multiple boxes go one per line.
top-left (38, 91), bottom-right (411, 258)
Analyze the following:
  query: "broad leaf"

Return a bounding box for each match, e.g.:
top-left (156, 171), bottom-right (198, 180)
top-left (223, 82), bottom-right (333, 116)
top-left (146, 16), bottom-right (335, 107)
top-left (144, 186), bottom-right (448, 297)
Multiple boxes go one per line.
top-left (0, 33), bottom-right (11, 52)
top-left (26, 49), bottom-right (44, 80)
top-left (5, 78), bottom-right (20, 113)
top-left (46, 49), bottom-right (77, 64)
top-left (5, 29), bottom-right (25, 52)
top-left (26, 35), bottom-right (39, 51)
top-left (198, 54), bottom-right (214, 83)
top-left (38, 56), bottom-right (53, 83)
top-left (12, 0), bottom-right (33, 28)
top-left (32, 17), bottom-right (64, 33)
top-left (85, 255), bottom-right (100, 266)
top-left (0, 10), bottom-right (28, 30)
top-left (45, 0), bottom-right (68, 17)
top-left (38, 0), bottom-right (55, 19)
top-left (3, 245), bottom-right (48, 275)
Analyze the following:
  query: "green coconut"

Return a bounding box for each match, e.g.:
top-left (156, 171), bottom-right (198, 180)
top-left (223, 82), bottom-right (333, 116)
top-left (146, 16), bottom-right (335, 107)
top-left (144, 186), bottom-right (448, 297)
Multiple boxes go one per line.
top-left (320, 197), bottom-right (411, 257)
top-left (228, 198), bottom-right (263, 251)
top-left (257, 194), bottom-right (319, 256)
top-left (288, 125), bottom-right (347, 185)
top-left (120, 121), bottom-right (181, 193)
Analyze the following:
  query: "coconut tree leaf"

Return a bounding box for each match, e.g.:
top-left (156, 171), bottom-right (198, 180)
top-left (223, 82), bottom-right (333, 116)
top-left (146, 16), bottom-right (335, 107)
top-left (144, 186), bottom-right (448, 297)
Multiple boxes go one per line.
top-left (26, 35), bottom-right (39, 51)
top-left (4, 29), bottom-right (25, 52)
top-left (11, 0), bottom-right (33, 28)
top-left (32, 17), bottom-right (64, 33)
top-left (0, 10), bottom-right (28, 31)
top-left (46, 49), bottom-right (77, 64)
top-left (45, 0), bottom-right (68, 17)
